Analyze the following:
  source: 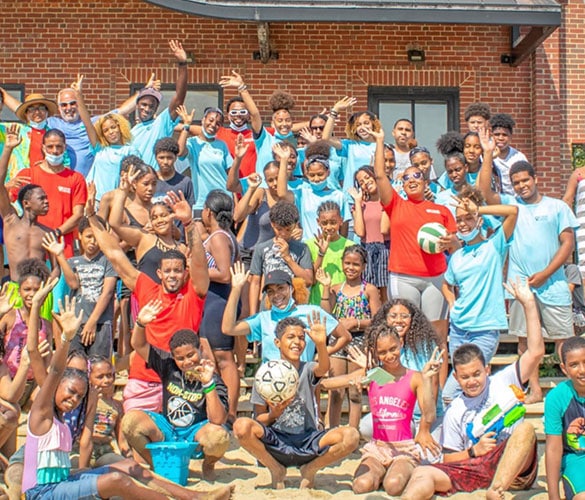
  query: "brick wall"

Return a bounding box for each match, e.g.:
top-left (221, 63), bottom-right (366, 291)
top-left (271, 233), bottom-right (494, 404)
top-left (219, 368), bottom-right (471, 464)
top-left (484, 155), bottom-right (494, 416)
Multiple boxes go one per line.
top-left (0, 0), bottom-right (574, 196)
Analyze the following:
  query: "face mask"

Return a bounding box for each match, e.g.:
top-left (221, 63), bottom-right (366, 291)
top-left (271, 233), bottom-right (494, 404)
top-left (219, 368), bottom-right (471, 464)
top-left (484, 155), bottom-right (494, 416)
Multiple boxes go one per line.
top-left (457, 221), bottom-right (481, 243)
top-left (275, 131), bottom-right (293, 141)
top-left (309, 179), bottom-right (328, 193)
top-left (270, 289), bottom-right (295, 320)
top-left (202, 129), bottom-right (216, 140)
top-left (229, 122), bottom-right (248, 133)
top-left (45, 153), bottom-right (64, 166)
top-left (30, 119), bottom-right (47, 130)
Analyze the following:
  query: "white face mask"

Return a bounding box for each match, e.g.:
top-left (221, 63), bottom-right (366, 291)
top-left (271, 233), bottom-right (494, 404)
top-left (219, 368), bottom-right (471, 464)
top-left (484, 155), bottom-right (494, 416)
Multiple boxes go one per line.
top-left (45, 152), bottom-right (65, 166)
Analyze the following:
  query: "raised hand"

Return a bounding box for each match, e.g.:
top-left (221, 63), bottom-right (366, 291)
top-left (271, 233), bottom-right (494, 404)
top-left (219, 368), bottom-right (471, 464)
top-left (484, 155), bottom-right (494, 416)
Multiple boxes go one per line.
top-left (124, 165), bottom-right (142, 191)
top-left (504, 276), bottom-right (536, 304)
top-left (422, 346), bottom-right (444, 379)
top-left (315, 268), bottom-right (332, 287)
top-left (194, 358), bottom-right (216, 385)
top-left (42, 232), bottom-right (65, 256)
top-left (347, 187), bottom-right (363, 204)
top-left (0, 283), bottom-right (15, 317)
top-left (176, 105), bottom-right (195, 126)
top-left (38, 338), bottom-right (52, 359)
top-left (137, 299), bottom-right (164, 326)
top-left (32, 277), bottom-right (59, 306)
top-left (306, 310), bottom-right (327, 346)
top-left (245, 173), bottom-right (262, 190)
top-left (451, 195), bottom-right (479, 216)
top-left (165, 190), bottom-right (192, 225)
top-left (347, 346), bottom-right (367, 369)
top-left (5, 176), bottom-right (30, 192)
top-left (169, 39), bottom-right (187, 62)
top-left (230, 261), bottom-right (249, 289)
top-left (315, 230), bottom-right (330, 256)
top-left (54, 296), bottom-right (83, 342)
top-left (234, 133), bottom-right (249, 159)
top-left (86, 181), bottom-right (97, 216)
top-left (4, 123), bottom-right (22, 149)
top-left (332, 96), bottom-right (357, 112)
top-left (272, 142), bottom-right (291, 162)
top-left (298, 126), bottom-right (317, 143)
top-left (219, 70), bottom-right (245, 89)
top-left (478, 126), bottom-right (496, 154)
top-left (145, 73), bottom-right (161, 92)
top-left (71, 74), bottom-right (84, 93)
top-left (363, 127), bottom-right (384, 141)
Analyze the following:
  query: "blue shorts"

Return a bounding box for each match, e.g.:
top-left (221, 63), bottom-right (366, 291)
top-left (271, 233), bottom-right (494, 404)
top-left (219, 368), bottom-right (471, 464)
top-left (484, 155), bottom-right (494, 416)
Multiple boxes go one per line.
top-left (261, 426), bottom-right (329, 467)
top-left (24, 466), bottom-right (110, 500)
top-left (562, 453), bottom-right (585, 499)
top-left (145, 411), bottom-right (207, 459)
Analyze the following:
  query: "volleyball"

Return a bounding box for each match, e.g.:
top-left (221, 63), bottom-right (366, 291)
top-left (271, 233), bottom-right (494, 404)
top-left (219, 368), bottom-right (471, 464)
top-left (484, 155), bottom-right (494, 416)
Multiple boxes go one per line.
top-left (254, 359), bottom-right (299, 405)
top-left (417, 222), bottom-right (448, 254)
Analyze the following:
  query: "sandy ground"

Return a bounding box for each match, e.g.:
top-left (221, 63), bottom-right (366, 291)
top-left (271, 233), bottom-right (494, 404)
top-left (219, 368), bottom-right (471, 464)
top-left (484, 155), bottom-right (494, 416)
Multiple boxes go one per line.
top-left (185, 435), bottom-right (550, 500)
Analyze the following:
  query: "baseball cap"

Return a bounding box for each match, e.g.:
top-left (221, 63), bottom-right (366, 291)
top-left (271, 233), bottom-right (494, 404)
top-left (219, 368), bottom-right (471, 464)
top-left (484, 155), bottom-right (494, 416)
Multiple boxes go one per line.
top-left (262, 270), bottom-right (292, 292)
top-left (137, 87), bottom-right (162, 104)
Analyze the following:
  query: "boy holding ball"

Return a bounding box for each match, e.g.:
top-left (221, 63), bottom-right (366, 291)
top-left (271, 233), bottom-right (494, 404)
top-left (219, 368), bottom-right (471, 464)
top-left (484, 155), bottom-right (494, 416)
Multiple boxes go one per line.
top-left (233, 313), bottom-right (360, 489)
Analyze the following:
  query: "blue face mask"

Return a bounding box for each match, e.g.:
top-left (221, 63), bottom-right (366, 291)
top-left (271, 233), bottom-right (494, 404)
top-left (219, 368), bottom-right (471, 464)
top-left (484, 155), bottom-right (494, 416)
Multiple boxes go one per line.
top-left (275, 131), bottom-right (293, 141)
top-left (457, 224), bottom-right (481, 243)
top-left (270, 292), bottom-right (296, 320)
top-left (30, 119), bottom-right (47, 130)
top-left (45, 152), bottom-right (65, 166)
top-left (309, 179), bottom-right (328, 192)
top-left (202, 129), bottom-right (216, 140)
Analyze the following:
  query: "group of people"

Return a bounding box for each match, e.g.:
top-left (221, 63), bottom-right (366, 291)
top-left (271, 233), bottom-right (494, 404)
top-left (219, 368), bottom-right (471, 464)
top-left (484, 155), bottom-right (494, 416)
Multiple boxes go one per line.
top-left (0, 40), bottom-right (584, 500)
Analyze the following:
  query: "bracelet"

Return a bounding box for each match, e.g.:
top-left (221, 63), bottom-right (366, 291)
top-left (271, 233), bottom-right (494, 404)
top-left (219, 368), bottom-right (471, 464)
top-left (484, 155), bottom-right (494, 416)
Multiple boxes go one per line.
top-left (321, 296), bottom-right (329, 301)
top-left (61, 333), bottom-right (71, 343)
top-left (237, 84), bottom-right (248, 92)
top-left (183, 219), bottom-right (193, 229)
top-left (135, 319), bottom-right (146, 329)
top-left (202, 382), bottom-right (216, 394)
top-left (177, 61), bottom-right (189, 66)
top-left (85, 211), bottom-right (96, 218)
top-left (318, 251), bottom-right (325, 257)
top-left (329, 108), bottom-right (339, 118)
top-left (183, 124), bottom-right (191, 131)
top-left (468, 446), bottom-right (476, 459)
top-left (55, 228), bottom-right (63, 238)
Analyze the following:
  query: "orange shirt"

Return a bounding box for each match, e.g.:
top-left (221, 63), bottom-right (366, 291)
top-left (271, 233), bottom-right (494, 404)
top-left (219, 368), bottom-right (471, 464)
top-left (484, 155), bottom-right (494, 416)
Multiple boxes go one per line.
top-left (216, 127), bottom-right (257, 178)
top-left (130, 273), bottom-right (206, 383)
top-left (383, 195), bottom-right (456, 277)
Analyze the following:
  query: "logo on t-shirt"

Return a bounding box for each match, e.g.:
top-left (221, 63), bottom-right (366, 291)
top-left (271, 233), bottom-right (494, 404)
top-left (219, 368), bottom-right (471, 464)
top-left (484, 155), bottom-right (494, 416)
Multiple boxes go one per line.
top-left (57, 186), bottom-right (72, 194)
top-left (426, 209), bottom-right (441, 215)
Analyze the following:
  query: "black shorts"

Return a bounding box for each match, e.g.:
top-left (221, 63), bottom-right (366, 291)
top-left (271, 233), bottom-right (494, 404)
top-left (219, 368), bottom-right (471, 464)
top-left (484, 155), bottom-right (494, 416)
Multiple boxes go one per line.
top-left (199, 285), bottom-right (239, 351)
top-left (261, 426), bottom-right (329, 467)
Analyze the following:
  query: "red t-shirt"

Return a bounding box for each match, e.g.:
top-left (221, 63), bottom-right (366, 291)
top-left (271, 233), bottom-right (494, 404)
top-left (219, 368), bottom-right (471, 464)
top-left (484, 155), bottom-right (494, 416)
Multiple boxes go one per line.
top-left (216, 126), bottom-right (257, 178)
top-left (16, 165), bottom-right (87, 258)
top-left (130, 272), bottom-right (206, 383)
top-left (383, 194), bottom-right (456, 277)
top-left (28, 128), bottom-right (46, 167)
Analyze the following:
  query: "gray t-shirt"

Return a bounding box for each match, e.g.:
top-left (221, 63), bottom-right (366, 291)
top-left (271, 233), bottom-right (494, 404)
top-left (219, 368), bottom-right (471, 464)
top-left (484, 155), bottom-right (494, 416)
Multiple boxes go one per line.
top-left (565, 264), bottom-right (585, 312)
top-left (249, 237), bottom-right (312, 279)
top-left (251, 361), bottom-right (320, 435)
top-left (68, 252), bottom-right (117, 324)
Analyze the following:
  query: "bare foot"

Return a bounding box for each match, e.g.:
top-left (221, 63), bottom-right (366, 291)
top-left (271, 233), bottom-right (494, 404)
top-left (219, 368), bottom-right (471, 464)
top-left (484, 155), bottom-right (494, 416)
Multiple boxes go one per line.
top-left (268, 463), bottom-right (286, 489)
top-left (524, 392), bottom-right (543, 405)
top-left (299, 463), bottom-right (316, 489)
top-left (199, 484), bottom-right (234, 500)
top-left (202, 459), bottom-right (217, 481)
top-left (486, 484), bottom-right (505, 500)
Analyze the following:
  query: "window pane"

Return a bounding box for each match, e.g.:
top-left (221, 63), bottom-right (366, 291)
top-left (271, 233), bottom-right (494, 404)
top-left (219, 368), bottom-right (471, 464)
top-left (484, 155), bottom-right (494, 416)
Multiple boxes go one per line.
top-left (0, 86), bottom-right (24, 122)
top-left (414, 102), bottom-right (448, 176)
top-left (379, 102), bottom-right (411, 134)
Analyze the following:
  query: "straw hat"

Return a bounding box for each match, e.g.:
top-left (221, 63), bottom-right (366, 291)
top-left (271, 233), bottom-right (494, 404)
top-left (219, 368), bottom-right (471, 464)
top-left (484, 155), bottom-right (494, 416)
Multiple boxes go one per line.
top-left (15, 94), bottom-right (58, 121)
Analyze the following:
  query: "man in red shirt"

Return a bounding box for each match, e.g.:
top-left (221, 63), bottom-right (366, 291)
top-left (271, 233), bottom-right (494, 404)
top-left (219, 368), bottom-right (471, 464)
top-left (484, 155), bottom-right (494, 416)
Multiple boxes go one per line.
top-left (87, 191), bottom-right (210, 413)
top-left (15, 129), bottom-right (87, 258)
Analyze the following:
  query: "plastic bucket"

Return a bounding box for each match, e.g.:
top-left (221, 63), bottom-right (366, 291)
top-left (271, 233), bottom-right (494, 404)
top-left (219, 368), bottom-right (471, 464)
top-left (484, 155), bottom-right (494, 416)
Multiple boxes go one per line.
top-left (146, 441), bottom-right (197, 485)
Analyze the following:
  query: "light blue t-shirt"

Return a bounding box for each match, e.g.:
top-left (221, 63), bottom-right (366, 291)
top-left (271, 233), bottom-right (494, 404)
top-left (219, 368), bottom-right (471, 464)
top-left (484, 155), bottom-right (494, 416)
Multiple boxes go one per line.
top-left (254, 127), bottom-right (278, 178)
top-left (434, 187), bottom-right (501, 232)
top-left (48, 115), bottom-right (102, 177)
top-left (86, 143), bottom-right (139, 201)
top-left (437, 171), bottom-right (478, 191)
top-left (186, 136), bottom-right (233, 210)
top-left (245, 304), bottom-right (338, 363)
top-left (445, 228), bottom-right (510, 331)
top-left (501, 194), bottom-right (578, 306)
top-left (298, 146), bottom-right (345, 190)
top-left (339, 139), bottom-right (377, 187)
top-left (130, 108), bottom-right (179, 169)
top-left (292, 183), bottom-right (351, 241)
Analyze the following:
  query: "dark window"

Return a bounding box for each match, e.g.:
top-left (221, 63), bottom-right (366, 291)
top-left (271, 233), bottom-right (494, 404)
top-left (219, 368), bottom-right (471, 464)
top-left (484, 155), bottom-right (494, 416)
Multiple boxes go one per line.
top-left (0, 84), bottom-right (26, 122)
top-left (369, 86), bottom-right (459, 176)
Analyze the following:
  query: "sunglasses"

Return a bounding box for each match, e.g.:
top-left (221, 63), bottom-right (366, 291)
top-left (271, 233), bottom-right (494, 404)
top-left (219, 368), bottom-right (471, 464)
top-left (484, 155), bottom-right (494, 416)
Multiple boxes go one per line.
top-left (229, 109), bottom-right (249, 116)
top-left (27, 105), bottom-right (47, 113)
top-left (59, 101), bottom-right (77, 108)
top-left (402, 171), bottom-right (423, 182)
top-left (310, 125), bottom-right (325, 131)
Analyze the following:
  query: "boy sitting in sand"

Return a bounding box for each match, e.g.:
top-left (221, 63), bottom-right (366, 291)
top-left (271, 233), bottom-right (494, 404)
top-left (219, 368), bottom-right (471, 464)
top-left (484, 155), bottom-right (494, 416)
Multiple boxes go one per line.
top-left (233, 313), bottom-right (359, 489)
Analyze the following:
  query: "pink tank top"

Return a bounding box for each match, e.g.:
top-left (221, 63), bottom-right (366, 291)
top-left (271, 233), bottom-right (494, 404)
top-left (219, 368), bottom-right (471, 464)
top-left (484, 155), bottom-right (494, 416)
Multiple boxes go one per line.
top-left (3, 309), bottom-right (48, 379)
top-left (369, 368), bottom-right (417, 442)
top-left (362, 200), bottom-right (386, 243)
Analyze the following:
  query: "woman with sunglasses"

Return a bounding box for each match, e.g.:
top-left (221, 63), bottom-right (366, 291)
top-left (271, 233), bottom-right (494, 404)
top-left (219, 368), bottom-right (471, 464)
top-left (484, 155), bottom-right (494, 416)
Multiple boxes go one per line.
top-left (371, 127), bottom-right (457, 385)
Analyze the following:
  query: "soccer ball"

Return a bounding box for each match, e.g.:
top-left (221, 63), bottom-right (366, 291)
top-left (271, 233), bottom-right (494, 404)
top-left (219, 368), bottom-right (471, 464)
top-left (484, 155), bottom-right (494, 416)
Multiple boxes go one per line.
top-left (417, 222), bottom-right (447, 254)
top-left (254, 359), bottom-right (299, 405)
